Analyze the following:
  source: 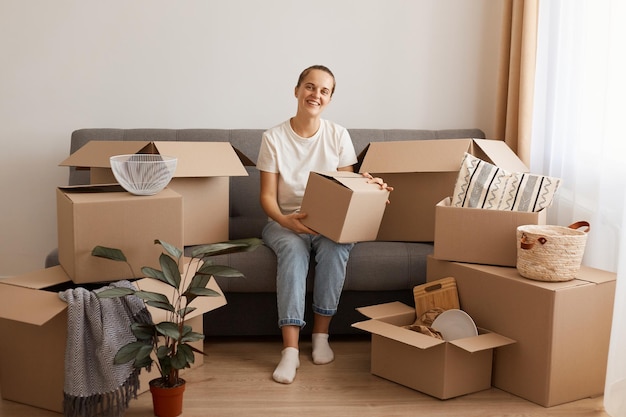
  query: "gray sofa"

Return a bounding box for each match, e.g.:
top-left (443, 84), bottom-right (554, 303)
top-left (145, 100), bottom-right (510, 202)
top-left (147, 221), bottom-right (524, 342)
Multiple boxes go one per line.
top-left (46, 127), bottom-right (485, 336)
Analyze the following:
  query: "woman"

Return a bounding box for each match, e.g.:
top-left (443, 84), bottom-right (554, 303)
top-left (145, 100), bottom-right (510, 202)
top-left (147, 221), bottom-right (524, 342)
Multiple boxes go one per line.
top-left (257, 65), bottom-right (390, 384)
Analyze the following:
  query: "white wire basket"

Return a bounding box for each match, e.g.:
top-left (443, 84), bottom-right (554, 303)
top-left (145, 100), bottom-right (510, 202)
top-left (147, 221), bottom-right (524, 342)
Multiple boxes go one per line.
top-left (110, 154), bottom-right (177, 196)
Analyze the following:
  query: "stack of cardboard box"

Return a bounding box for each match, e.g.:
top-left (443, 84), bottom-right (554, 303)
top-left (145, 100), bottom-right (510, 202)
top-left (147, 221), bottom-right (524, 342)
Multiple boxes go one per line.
top-left (0, 141), bottom-right (251, 413)
top-left (351, 138), bottom-right (616, 407)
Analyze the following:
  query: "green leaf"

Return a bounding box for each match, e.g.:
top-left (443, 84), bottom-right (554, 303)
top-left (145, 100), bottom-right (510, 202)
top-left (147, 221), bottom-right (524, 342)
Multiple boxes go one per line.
top-left (170, 349), bottom-right (186, 370)
top-left (179, 343), bottom-right (195, 365)
top-left (96, 287), bottom-right (136, 298)
top-left (184, 268), bottom-right (227, 303)
top-left (171, 344), bottom-right (195, 370)
top-left (180, 330), bottom-right (204, 343)
top-left (91, 246), bottom-right (127, 262)
top-left (134, 343), bottom-right (154, 363)
top-left (134, 290), bottom-right (170, 304)
top-left (114, 341), bottom-right (147, 364)
top-left (145, 300), bottom-right (176, 313)
top-left (156, 345), bottom-right (171, 360)
top-left (141, 266), bottom-right (166, 282)
top-left (190, 238), bottom-right (263, 258)
top-left (130, 323), bottom-right (156, 340)
top-left (178, 306), bottom-right (197, 317)
top-left (186, 287), bottom-right (221, 297)
top-left (134, 354), bottom-right (153, 369)
top-left (156, 321), bottom-right (181, 340)
top-left (197, 264), bottom-right (245, 278)
top-left (157, 348), bottom-right (172, 377)
top-left (155, 240), bottom-right (183, 260)
top-left (160, 253), bottom-right (181, 288)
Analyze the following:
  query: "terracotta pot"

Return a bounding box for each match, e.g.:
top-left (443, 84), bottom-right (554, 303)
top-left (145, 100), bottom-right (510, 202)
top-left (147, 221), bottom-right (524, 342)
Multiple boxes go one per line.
top-left (149, 378), bottom-right (186, 417)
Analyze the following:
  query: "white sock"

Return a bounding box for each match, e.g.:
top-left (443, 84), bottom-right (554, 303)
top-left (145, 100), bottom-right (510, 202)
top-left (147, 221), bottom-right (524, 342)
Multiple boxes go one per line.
top-left (312, 333), bottom-right (334, 365)
top-left (273, 347), bottom-right (300, 384)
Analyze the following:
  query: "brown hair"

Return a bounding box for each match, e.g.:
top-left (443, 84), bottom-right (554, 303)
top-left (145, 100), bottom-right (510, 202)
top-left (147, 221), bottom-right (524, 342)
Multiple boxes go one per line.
top-left (296, 65), bottom-right (336, 95)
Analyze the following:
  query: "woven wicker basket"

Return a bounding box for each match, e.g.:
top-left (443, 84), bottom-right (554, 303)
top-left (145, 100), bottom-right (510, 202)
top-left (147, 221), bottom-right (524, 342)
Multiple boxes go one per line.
top-left (516, 221), bottom-right (590, 282)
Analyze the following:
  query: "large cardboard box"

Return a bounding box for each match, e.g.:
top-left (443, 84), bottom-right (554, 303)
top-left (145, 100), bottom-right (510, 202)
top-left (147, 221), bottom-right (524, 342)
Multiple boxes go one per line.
top-left (352, 301), bottom-right (515, 399)
top-left (57, 185), bottom-right (184, 284)
top-left (0, 265), bottom-right (225, 413)
top-left (59, 141), bottom-right (252, 245)
top-left (358, 138), bottom-right (528, 242)
top-left (433, 197), bottom-right (547, 266)
top-left (426, 257), bottom-right (616, 407)
top-left (300, 171), bottom-right (390, 243)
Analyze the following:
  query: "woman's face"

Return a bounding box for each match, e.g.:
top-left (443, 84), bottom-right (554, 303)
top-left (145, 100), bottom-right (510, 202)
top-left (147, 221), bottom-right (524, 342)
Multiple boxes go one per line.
top-left (294, 69), bottom-right (334, 117)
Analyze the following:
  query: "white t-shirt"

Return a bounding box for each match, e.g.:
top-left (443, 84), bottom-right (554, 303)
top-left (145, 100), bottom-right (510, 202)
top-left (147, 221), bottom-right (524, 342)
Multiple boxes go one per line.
top-left (257, 119), bottom-right (358, 214)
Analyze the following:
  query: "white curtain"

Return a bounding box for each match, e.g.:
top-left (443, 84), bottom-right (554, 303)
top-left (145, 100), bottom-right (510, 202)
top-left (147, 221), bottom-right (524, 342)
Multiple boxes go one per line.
top-left (532, 0), bottom-right (626, 415)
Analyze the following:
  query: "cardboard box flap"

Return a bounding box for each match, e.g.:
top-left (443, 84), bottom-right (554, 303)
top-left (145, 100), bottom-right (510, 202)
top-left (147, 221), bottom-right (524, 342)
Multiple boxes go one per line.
top-left (0, 265), bottom-right (70, 290)
top-left (58, 184), bottom-right (126, 194)
top-left (575, 265), bottom-right (617, 284)
top-left (60, 140), bottom-right (249, 177)
top-left (315, 171), bottom-right (390, 194)
top-left (352, 319), bottom-right (444, 349)
top-left (471, 139), bottom-right (529, 173)
top-left (359, 139), bottom-right (472, 173)
top-left (356, 301), bottom-right (416, 321)
top-left (449, 331), bottom-right (516, 353)
top-left (60, 141), bottom-right (147, 168)
top-left (150, 142), bottom-right (249, 177)
top-left (0, 269), bottom-right (68, 326)
top-left (232, 147), bottom-right (256, 167)
top-left (458, 262), bottom-right (610, 290)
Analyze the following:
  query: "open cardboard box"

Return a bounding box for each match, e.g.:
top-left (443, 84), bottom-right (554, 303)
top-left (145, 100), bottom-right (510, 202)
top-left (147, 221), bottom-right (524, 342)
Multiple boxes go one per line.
top-left (427, 257), bottom-right (616, 407)
top-left (352, 301), bottom-right (515, 399)
top-left (300, 171), bottom-right (390, 243)
top-left (358, 138), bottom-right (528, 242)
top-left (433, 196), bottom-right (547, 266)
top-left (59, 141), bottom-right (254, 245)
top-left (0, 262), bottom-right (225, 414)
top-left (57, 185), bottom-right (184, 284)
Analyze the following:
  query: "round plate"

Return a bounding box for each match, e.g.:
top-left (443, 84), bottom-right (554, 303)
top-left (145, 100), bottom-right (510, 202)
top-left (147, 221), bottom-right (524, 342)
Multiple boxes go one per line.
top-left (431, 309), bottom-right (478, 341)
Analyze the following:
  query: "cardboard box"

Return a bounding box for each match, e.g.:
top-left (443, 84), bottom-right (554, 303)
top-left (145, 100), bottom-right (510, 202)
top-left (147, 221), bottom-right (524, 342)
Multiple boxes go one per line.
top-left (0, 265), bottom-right (225, 413)
top-left (426, 257), bottom-right (616, 407)
top-left (352, 301), bottom-right (515, 399)
top-left (433, 197), bottom-right (547, 266)
top-left (300, 171), bottom-right (390, 243)
top-left (358, 138), bottom-right (528, 242)
top-left (57, 185), bottom-right (183, 284)
top-left (59, 141), bottom-right (253, 245)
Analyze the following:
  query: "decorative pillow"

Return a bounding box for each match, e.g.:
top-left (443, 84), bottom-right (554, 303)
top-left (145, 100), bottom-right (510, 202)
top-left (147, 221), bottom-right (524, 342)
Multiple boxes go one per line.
top-left (451, 153), bottom-right (510, 210)
top-left (497, 171), bottom-right (561, 212)
top-left (451, 153), bottom-right (561, 212)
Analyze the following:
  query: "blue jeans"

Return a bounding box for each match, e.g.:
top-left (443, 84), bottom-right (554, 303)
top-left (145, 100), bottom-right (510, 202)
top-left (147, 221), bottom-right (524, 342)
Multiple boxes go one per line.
top-left (262, 220), bottom-right (354, 329)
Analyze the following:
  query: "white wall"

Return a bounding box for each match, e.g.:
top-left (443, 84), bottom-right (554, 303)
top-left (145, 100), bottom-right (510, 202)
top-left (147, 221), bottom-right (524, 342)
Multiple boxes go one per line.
top-left (0, 0), bottom-right (505, 276)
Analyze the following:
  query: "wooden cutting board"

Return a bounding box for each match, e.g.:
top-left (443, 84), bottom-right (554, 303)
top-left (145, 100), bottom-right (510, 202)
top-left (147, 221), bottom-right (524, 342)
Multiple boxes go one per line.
top-left (413, 277), bottom-right (460, 316)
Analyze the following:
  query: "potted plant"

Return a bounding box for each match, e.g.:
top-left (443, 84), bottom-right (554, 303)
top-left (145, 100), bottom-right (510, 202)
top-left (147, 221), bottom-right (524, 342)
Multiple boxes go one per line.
top-left (93, 237), bottom-right (262, 417)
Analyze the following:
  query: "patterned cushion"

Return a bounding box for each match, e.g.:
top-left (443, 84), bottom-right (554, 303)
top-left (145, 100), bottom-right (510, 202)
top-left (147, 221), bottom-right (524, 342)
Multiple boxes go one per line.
top-left (451, 153), bottom-right (560, 212)
top-left (451, 153), bottom-right (510, 209)
top-left (498, 171), bottom-right (561, 212)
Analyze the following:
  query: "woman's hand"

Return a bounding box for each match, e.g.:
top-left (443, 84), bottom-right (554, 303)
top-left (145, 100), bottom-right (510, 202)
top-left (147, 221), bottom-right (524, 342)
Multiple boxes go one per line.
top-left (280, 212), bottom-right (318, 235)
top-left (362, 172), bottom-right (394, 203)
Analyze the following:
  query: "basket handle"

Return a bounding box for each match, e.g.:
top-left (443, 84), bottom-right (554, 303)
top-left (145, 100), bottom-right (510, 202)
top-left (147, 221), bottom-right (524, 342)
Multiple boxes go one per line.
top-left (520, 221), bottom-right (590, 250)
top-left (520, 232), bottom-right (547, 250)
top-left (569, 221), bottom-right (590, 233)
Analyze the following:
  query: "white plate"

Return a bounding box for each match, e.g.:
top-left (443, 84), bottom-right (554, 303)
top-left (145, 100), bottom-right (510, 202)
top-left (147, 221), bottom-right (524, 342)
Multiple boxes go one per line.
top-left (431, 309), bottom-right (478, 341)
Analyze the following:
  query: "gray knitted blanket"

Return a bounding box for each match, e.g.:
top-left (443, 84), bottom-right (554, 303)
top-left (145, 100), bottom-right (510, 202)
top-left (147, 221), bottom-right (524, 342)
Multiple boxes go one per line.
top-left (59, 280), bottom-right (153, 417)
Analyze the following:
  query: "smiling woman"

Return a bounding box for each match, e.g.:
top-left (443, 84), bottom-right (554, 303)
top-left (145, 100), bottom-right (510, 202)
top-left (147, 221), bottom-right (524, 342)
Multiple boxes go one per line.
top-left (257, 65), bottom-right (360, 384)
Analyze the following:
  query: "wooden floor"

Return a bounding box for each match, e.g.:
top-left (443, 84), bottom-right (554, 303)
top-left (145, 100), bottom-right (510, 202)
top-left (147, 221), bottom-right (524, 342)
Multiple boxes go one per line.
top-left (0, 336), bottom-right (610, 417)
